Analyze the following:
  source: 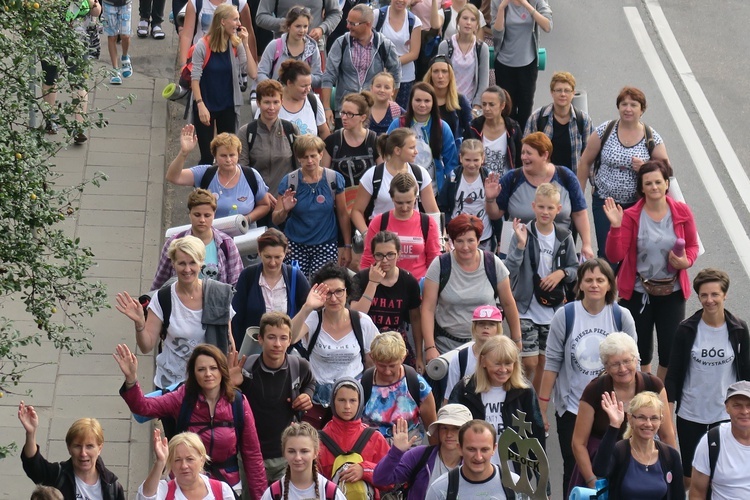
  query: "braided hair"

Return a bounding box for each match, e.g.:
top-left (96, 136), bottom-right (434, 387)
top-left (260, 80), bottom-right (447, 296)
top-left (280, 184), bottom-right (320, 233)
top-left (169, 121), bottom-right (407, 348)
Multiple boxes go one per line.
top-left (280, 422), bottom-right (321, 499)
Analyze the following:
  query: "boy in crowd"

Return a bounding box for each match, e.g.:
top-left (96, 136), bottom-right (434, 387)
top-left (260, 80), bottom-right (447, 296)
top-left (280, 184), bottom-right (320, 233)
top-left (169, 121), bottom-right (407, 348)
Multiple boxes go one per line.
top-left (102, 0), bottom-right (133, 84)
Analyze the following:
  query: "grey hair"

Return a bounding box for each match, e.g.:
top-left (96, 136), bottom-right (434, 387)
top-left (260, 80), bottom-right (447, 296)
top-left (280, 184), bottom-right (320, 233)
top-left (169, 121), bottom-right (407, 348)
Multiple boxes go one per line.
top-left (599, 332), bottom-right (640, 365)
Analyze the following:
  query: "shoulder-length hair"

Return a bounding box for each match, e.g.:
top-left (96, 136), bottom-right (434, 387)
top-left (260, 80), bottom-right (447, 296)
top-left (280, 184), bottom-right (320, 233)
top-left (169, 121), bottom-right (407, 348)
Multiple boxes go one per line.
top-left (184, 344), bottom-right (236, 402)
top-left (474, 336), bottom-right (528, 393)
top-left (207, 4), bottom-right (240, 53)
top-left (405, 82), bottom-right (442, 160)
top-left (575, 258), bottom-right (617, 304)
top-left (423, 57), bottom-right (459, 112)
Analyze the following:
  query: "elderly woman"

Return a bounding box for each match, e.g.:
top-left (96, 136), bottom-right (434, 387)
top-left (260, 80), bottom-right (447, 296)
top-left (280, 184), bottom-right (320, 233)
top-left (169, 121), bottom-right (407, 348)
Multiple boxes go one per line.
top-left (577, 87), bottom-right (670, 261)
top-left (570, 333), bottom-right (676, 494)
top-left (361, 331), bottom-right (437, 442)
top-left (592, 391), bottom-right (685, 500)
top-left (231, 228), bottom-right (310, 348)
top-left (537, 258), bottom-right (637, 495)
top-left (420, 214), bottom-right (521, 371)
top-left (665, 268), bottom-right (750, 490)
top-left (604, 159), bottom-right (698, 380)
top-left (167, 126), bottom-right (270, 221)
top-left (117, 343), bottom-right (266, 499)
top-left (19, 409), bottom-right (125, 500)
top-left (372, 404), bottom-right (474, 499)
top-left (116, 235), bottom-right (235, 435)
top-left (151, 189), bottom-right (242, 291)
top-left (138, 430), bottom-right (234, 499)
top-left (485, 131), bottom-right (594, 258)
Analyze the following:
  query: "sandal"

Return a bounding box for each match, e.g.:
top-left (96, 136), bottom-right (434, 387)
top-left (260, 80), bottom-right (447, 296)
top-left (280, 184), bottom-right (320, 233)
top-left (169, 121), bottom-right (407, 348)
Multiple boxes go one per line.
top-left (137, 19), bottom-right (149, 38)
top-left (151, 24), bottom-right (165, 40)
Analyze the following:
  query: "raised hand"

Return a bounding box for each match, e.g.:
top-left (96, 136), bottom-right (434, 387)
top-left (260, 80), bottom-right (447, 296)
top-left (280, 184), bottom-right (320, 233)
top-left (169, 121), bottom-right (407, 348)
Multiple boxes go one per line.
top-left (115, 291), bottom-right (145, 324)
top-left (392, 418), bottom-right (419, 452)
top-left (113, 343), bottom-right (138, 384)
top-left (305, 283), bottom-right (329, 310)
top-left (602, 197), bottom-right (623, 228)
top-left (18, 401), bottom-right (39, 434)
top-left (179, 124), bottom-right (198, 153)
top-left (153, 428), bottom-right (169, 464)
top-left (280, 188), bottom-right (297, 212)
top-left (368, 261), bottom-right (386, 284)
top-left (484, 172), bottom-right (502, 200)
top-left (227, 350), bottom-right (246, 386)
top-left (512, 218), bottom-right (528, 248)
top-left (601, 391), bottom-right (625, 428)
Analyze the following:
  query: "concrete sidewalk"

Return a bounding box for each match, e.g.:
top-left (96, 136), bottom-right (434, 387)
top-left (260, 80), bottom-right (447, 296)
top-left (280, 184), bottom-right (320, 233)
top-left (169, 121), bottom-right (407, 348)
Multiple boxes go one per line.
top-left (0, 23), bottom-right (179, 498)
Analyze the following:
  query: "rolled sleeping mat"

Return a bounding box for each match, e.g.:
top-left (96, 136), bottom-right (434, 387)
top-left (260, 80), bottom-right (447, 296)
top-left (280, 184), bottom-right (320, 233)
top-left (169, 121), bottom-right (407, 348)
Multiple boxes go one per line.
top-left (572, 90), bottom-right (588, 114)
top-left (425, 353), bottom-right (452, 381)
top-left (538, 47), bottom-right (547, 70)
top-left (165, 215), bottom-right (249, 238)
top-left (162, 82), bottom-right (190, 101)
top-left (239, 326), bottom-right (262, 358)
top-left (233, 226), bottom-right (268, 255)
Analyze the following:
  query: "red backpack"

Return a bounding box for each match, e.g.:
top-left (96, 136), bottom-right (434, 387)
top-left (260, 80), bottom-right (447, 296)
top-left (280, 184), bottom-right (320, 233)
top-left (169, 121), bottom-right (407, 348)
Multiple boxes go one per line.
top-left (165, 478), bottom-right (225, 499)
top-left (179, 35), bottom-right (238, 89)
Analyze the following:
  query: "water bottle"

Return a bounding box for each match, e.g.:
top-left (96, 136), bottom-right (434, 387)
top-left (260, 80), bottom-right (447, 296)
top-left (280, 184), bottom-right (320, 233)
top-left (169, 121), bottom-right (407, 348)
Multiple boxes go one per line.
top-left (595, 478), bottom-right (608, 500)
top-left (667, 238), bottom-right (685, 274)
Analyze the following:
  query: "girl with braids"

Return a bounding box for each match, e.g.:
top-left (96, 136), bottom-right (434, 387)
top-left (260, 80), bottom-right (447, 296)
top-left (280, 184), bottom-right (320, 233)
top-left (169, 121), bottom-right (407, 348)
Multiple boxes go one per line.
top-left (387, 82), bottom-right (459, 193)
top-left (262, 422), bottom-right (346, 500)
top-left (350, 128), bottom-right (440, 236)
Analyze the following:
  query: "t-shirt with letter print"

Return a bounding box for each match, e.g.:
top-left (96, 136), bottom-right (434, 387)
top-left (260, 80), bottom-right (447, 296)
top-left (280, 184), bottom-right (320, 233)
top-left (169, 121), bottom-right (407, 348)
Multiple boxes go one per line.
top-left (678, 320), bottom-right (735, 424)
top-left (425, 464), bottom-right (507, 500)
top-left (482, 386), bottom-right (506, 466)
top-left (451, 174), bottom-right (493, 242)
top-left (693, 422), bottom-right (750, 500)
top-left (75, 476), bottom-right (103, 500)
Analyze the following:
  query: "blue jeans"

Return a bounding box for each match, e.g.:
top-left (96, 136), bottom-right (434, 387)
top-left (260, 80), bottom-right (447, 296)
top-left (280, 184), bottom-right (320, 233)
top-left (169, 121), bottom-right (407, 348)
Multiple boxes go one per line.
top-left (591, 194), bottom-right (635, 265)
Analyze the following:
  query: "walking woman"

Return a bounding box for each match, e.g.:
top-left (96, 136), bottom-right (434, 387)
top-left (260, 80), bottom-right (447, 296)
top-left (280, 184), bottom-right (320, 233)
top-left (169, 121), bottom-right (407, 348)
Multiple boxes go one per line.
top-left (277, 59), bottom-right (328, 138)
top-left (604, 159), bottom-right (698, 380)
top-left (189, 4), bottom-right (256, 165)
top-left (490, 0), bottom-right (552, 129)
top-left (423, 56), bottom-right (473, 145)
top-left (468, 85), bottom-right (522, 175)
top-left (665, 268), bottom-right (750, 490)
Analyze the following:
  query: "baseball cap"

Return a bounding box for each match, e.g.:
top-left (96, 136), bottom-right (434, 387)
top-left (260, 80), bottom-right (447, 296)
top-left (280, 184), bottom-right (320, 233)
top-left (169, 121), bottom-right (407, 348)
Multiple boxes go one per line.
top-left (427, 404), bottom-right (473, 437)
top-left (472, 305), bottom-right (503, 322)
top-left (725, 380), bottom-right (750, 403)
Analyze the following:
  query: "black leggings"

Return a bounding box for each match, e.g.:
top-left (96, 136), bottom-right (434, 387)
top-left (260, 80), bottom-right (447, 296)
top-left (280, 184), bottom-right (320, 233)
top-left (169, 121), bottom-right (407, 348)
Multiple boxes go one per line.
top-left (494, 58), bottom-right (539, 131)
top-left (676, 416), bottom-right (724, 477)
top-left (192, 104), bottom-right (237, 165)
top-left (619, 290), bottom-right (686, 367)
top-left (556, 411), bottom-right (577, 496)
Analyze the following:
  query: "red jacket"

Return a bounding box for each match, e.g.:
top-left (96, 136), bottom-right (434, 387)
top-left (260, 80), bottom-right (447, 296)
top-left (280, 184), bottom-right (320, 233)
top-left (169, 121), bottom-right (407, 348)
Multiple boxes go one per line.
top-left (605, 196), bottom-right (698, 301)
top-left (318, 416), bottom-right (391, 498)
top-left (120, 383), bottom-right (266, 500)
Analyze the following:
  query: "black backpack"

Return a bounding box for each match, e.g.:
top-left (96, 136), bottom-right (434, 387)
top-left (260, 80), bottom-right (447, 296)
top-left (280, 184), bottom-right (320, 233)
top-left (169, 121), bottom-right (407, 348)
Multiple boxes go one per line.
top-left (339, 33), bottom-right (390, 81)
top-left (361, 365), bottom-right (422, 406)
top-left (245, 119), bottom-right (297, 170)
top-left (379, 211), bottom-right (430, 243)
top-left (364, 163), bottom-right (425, 221)
top-left (536, 106), bottom-right (586, 138)
top-left (199, 165), bottom-right (259, 194)
top-left (437, 250), bottom-right (498, 299)
top-left (306, 308), bottom-right (366, 366)
top-left (444, 37), bottom-right (485, 65)
top-left (706, 425), bottom-right (721, 499)
top-left (374, 6), bottom-right (416, 35)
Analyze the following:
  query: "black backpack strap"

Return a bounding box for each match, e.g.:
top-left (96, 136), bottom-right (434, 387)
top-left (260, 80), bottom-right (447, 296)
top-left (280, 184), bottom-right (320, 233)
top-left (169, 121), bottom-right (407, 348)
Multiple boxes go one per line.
top-left (594, 120), bottom-right (617, 175)
top-left (380, 211), bottom-right (390, 232)
top-left (232, 389), bottom-right (244, 449)
top-left (318, 430), bottom-right (344, 457)
top-left (403, 365), bottom-right (421, 404)
top-left (572, 106), bottom-right (585, 138)
top-left (446, 466), bottom-right (460, 500)
top-left (240, 166), bottom-right (259, 195)
top-left (199, 166), bottom-right (219, 190)
top-left (361, 366), bottom-right (375, 403)
top-left (458, 346), bottom-right (469, 379)
top-left (280, 120), bottom-right (297, 169)
top-left (446, 38), bottom-right (454, 59)
top-left (305, 309), bottom-right (324, 360)
top-left (375, 6), bottom-right (388, 32)
top-left (246, 121), bottom-right (259, 153)
top-left (351, 427), bottom-right (376, 454)
top-left (643, 122), bottom-right (655, 155)
top-left (176, 392), bottom-right (198, 435)
top-left (406, 445), bottom-right (435, 491)
top-left (563, 301), bottom-right (576, 346)
top-left (708, 425), bottom-right (721, 485)
top-left (482, 250), bottom-right (498, 299)
top-left (441, 7), bottom-right (451, 34)
top-left (438, 252), bottom-right (452, 295)
top-left (307, 92), bottom-right (318, 117)
top-left (365, 164), bottom-right (386, 220)
top-left (158, 286), bottom-right (172, 342)
top-left (349, 309), bottom-right (366, 366)
top-left (536, 108), bottom-right (547, 132)
top-left (420, 213), bottom-right (430, 242)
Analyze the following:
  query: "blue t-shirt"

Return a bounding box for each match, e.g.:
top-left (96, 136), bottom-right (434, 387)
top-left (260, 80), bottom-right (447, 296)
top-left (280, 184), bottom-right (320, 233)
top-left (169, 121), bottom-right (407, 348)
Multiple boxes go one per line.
top-left (199, 47), bottom-right (234, 112)
top-left (202, 239), bottom-right (219, 280)
top-left (191, 165), bottom-right (268, 218)
top-left (363, 373), bottom-right (432, 440)
top-left (277, 170), bottom-right (345, 245)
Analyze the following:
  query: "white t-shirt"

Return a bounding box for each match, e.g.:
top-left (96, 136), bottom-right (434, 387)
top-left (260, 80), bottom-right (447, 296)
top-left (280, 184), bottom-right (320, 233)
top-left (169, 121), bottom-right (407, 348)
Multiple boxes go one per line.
top-left (191, 0), bottom-right (249, 45)
top-left (443, 5), bottom-right (486, 39)
top-left (260, 474), bottom-right (347, 500)
top-left (693, 422), bottom-right (750, 500)
top-left (302, 311), bottom-right (378, 384)
top-left (482, 386), bottom-right (507, 466)
top-left (451, 174), bottom-right (492, 241)
top-left (75, 476), bottom-right (103, 500)
top-left (678, 320), bottom-right (735, 424)
top-left (445, 342), bottom-right (478, 400)
top-left (484, 133), bottom-right (508, 175)
top-left (426, 465), bottom-right (506, 500)
top-left (359, 164), bottom-right (433, 220)
top-left (256, 95), bottom-right (326, 136)
top-left (523, 229), bottom-right (556, 326)
top-left (378, 7), bottom-right (422, 82)
top-left (137, 475), bottom-right (235, 500)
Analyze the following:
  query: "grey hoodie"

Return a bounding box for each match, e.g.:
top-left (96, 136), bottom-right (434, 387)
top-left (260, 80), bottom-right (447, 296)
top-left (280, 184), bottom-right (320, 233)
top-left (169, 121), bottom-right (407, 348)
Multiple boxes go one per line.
top-left (331, 377), bottom-right (365, 421)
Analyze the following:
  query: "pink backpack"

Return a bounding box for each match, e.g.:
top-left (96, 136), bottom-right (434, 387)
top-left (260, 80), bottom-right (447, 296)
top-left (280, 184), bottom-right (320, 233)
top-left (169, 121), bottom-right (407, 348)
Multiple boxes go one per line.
top-left (165, 478), bottom-right (225, 499)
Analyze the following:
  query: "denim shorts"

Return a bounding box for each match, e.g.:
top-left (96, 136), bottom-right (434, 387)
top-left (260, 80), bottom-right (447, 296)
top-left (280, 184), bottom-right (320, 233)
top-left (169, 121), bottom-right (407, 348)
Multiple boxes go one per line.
top-left (520, 318), bottom-right (550, 357)
top-left (102, 2), bottom-right (132, 37)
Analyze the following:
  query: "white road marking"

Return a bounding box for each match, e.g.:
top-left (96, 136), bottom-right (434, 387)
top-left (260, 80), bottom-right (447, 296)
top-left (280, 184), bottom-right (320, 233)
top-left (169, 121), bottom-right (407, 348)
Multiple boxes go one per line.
top-left (644, 0), bottom-right (750, 212)
top-left (624, 7), bottom-right (750, 278)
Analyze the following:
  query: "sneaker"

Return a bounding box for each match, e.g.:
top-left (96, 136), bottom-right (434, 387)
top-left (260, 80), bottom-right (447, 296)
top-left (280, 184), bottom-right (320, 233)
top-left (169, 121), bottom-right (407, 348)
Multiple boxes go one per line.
top-left (74, 133), bottom-right (88, 145)
top-left (121, 55), bottom-right (132, 78)
top-left (137, 19), bottom-right (149, 38)
top-left (110, 70), bottom-right (122, 85)
top-left (45, 119), bottom-right (59, 135)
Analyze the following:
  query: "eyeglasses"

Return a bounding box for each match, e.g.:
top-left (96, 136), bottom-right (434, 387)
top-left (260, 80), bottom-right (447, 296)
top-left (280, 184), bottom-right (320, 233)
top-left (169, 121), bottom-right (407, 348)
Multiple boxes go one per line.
top-left (631, 414), bottom-right (662, 423)
top-left (340, 111), bottom-right (363, 119)
top-left (373, 252), bottom-right (398, 261)
top-left (324, 288), bottom-right (346, 299)
top-left (606, 357), bottom-right (636, 370)
top-left (346, 20), bottom-right (365, 27)
top-left (552, 88), bottom-right (574, 95)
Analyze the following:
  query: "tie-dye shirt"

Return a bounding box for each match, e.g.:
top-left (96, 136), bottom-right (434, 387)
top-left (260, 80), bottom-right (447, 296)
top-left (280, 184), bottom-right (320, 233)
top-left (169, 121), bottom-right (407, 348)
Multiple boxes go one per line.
top-left (363, 372), bottom-right (432, 441)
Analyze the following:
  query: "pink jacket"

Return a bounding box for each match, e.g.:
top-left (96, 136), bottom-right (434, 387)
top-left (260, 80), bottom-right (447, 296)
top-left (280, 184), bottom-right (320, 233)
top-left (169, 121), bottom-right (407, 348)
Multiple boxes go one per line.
top-left (605, 196), bottom-right (698, 301)
top-left (120, 383), bottom-right (266, 500)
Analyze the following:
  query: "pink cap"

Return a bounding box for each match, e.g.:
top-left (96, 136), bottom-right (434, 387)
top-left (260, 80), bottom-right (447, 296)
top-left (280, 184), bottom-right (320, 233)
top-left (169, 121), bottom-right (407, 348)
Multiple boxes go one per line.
top-left (472, 305), bottom-right (503, 322)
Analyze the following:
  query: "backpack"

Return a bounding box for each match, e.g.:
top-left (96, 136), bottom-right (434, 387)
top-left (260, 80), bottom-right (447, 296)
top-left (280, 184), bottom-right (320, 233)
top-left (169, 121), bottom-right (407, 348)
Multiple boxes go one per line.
top-left (444, 38), bottom-right (484, 65)
top-left (243, 353), bottom-right (304, 416)
top-left (166, 477), bottom-right (224, 500)
top-left (536, 106), bottom-right (586, 138)
top-left (562, 301), bottom-right (623, 346)
top-left (269, 37), bottom-right (316, 79)
top-left (593, 120), bottom-right (655, 176)
top-left (175, 388), bottom-right (245, 483)
top-left (179, 35), bottom-right (239, 89)
top-left (287, 168), bottom-right (338, 194)
top-left (364, 163), bottom-right (425, 221)
top-left (330, 129), bottom-right (378, 183)
top-left (374, 6), bottom-right (416, 35)
top-left (379, 211), bottom-right (430, 244)
top-left (319, 427), bottom-right (378, 500)
top-left (360, 365), bottom-right (422, 407)
top-left (457, 345), bottom-right (470, 380)
top-left (339, 34), bottom-right (390, 82)
top-left (270, 476), bottom-right (339, 500)
top-left (383, 445), bottom-right (435, 498)
top-left (437, 250), bottom-right (498, 299)
top-left (245, 119), bottom-right (297, 170)
top-left (706, 424), bottom-right (721, 499)
top-left (306, 309), bottom-right (366, 366)
top-left (199, 165), bottom-right (259, 194)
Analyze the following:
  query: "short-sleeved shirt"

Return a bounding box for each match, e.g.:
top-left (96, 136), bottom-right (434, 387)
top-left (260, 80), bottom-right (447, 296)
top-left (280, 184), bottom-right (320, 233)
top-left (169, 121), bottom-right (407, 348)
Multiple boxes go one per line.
top-left (363, 372), bottom-right (432, 439)
top-left (324, 130), bottom-right (379, 207)
top-left (593, 121), bottom-right (664, 204)
top-left (425, 465), bottom-right (506, 500)
top-left (497, 3), bottom-right (535, 67)
top-left (359, 164), bottom-right (433, 220)
top-left (278, 94), bottom-right (325, 136)
top-left (693, 422), bottom-right (750, 500)
top-left (353, 269), bottom-right (421, 333)
top-left (277, 169), bottom-right (345, 245)
top-left (451, 174), bottom-right (493, 242)
top-left (444, 342), bottom-right (478, 399)
top-left (377, 7), bottom-right (422, 82)
top-left (190, 165), bottom-right (268, 218)
top-left (634, 208), bottom-right (680, 294)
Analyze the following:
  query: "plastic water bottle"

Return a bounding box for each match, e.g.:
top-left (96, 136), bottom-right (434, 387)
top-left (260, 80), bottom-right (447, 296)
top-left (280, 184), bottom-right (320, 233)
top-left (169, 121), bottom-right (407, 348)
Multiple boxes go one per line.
top-left (667, 238), bottom-right (685, 274)
top-left (595, 478), bottom-right (608, 500)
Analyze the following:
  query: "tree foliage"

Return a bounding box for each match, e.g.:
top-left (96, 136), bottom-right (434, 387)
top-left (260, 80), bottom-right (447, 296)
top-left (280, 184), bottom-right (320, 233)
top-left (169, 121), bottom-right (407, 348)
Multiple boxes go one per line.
top-left (0, 0), bottom-right (130, 457)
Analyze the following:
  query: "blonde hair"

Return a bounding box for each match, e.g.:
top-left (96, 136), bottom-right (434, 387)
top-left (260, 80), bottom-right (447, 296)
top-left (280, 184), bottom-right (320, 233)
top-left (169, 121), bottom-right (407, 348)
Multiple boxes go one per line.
top-left (293, 134), bottom-right (325, 158)
top-left (167, 432), bottom-right (209, 470)
top-left (550, 71), bottom-right (576, 92)
top-left (210, 132), bottom-right (242, 157)
top-left (280, 423), bottom-right (321, 500)
top-left (168, 235), bottom-right (206, 264)
top-left (471, 320), bottom-right (502, 342)
top-left (456, 4), bottom-right (481, 35)
top-left (369, 331), bottom-right (407, 363)
top-left (623, 391), bottom-right (663, 439)
top-left (534, 182), bottom-right (561, 204)
top-left (460, 138), bottom-right (484, 158)
top-left (65, 418), bottom-right (104, 447)
top-left (475, 336), bottom-right (527, 393)
top-left (207, 4), bottom-right (241, 53)
top-left (423, 60), bottom-right (459, 111)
